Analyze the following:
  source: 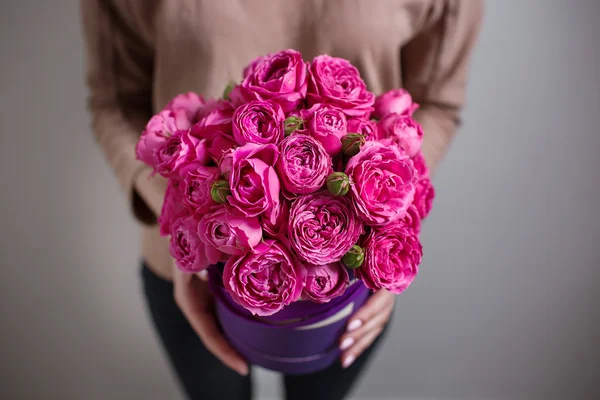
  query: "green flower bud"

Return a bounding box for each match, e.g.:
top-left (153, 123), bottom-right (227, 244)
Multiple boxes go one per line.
top-left (326, 172), bottom-right (350, 196)
top-left (222, 81), bottom-right (236, 100)
top-left (342, 245), bottom-right (365, 269)
top-left (342, 133), bottom-right (366, 157)
top-left (210, 180), bottom-right (231, 204)
top-left (284, 116), bottom-right (303, 136)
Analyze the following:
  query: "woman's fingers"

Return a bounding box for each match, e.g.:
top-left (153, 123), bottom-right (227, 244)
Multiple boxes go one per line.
top-left (341, 326), bottom-right (384, 368)
top-left (339, 303), bottom-right (393, 350)
top-left (345, 289), bottom-right (395, 332)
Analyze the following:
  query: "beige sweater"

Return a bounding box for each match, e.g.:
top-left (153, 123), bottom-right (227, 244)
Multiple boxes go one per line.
top-left (80, 0), bottom-right (483, 281)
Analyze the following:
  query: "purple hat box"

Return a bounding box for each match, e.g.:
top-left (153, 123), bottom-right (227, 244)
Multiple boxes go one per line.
top-left (208, 267), bottom-right (370, 375)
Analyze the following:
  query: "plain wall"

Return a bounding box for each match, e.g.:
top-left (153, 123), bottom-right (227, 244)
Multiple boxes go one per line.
top-left (1, 1), bottom-right (599, 399)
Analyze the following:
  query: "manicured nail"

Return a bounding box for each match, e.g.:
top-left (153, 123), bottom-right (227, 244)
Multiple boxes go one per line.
top-left (197, 270), bottom-right (208, 281)
top-left (340, 337), bottom-right (354, 350)
top-left (347, 319), bottom-right (362, 332)
top-left (238, 365), bottom-right (249, 376)
top-left (342, 354), bottom-right (356, 368)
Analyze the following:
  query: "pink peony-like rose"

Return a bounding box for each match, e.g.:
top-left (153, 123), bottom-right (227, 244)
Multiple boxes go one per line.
top-left (223, 240), bottom-right (304, 316)
top-left (191, 100), bottom-right (237, 162)
top-left (178, 162), bottom-right (220, 214)
top-left (346, 141), bottom-right (418, 226)
top-left (232, 50), bottom-right (308, 113)
top-left (356, 223), bottom-right (422, 294)
top-left (377, 114), bottom-right (423, 158)
top-left (307, 55), bottom-right (375, 117)
top-left (198, 205), bottom-right (263, 264)
top-left (135, 109), bottom-right (191, 170)
top-left (158, 179), bottom-right (187, 236)
top-left (154, 130), bottom-right (209, 177)
top-left (412, 151), bottom-right (430, 178)
top-left (232, 100), bottom-right (285, 145)
top-left (399, 204), bottom-right (422, 234)
top-left (226, 143), bottom-right (280, 217)
top-left (303, 104), bottom-right (348, 156)
top-left (169, 215), bottom-right (209, 273)
top-left (288, 192), bottom-right (363, 265)
top-left (276, 133), bottom-right (332, 196)
top-left (372, 89), bottom-right (419, 119)
top-left (413, 178), bottom-right (435, 220)
top-left (347, 118), bottom-right (377, 141)
top-left (260, 198), bottom-right (290, 239)
top-left (302, 262), bottom-right (349, 303)
top-left (164, 92), bottom-right (208, 125)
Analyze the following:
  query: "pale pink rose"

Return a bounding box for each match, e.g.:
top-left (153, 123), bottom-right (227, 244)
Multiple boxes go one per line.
top-left (345, 141), bottom-right (418, 226)
top-left (356, 223), bottom-right (422, 294)
top-left (302, 262), bottom-right (349, 303)
top-left (372, 89), bottom-right (419, 119)
top-left (288, 192), bottom-right (363, 265)
top-left (158, 179), bottom-right (187, 236)
top-left (198, 206), bottom-right (263, 264)
top-left (223, 240), bottom-right (305, 316)
top-left (227, 143), bottom-right (280, 217)
top-left (347, 118), bottom-right (377, 141)
top-left (135, 109), bottom-right (190, 170)
top-left (303, 104), bottom-right (348, 156)
top-left (260, 198), bottom-right (290, 239)
top-left (307, 55), bottom-right (375, 117)
top-left (232, 100), bottom-right (285, 145)
top-left (276, 133), bottom-right (332, 197)
top-left (398, 204), bottom-right (422, 234)
top-left (169, 215), bottom-right (210, 273)
top-left (231, 49), bottom-right (308, 113)
top-left (178, 162), bottom-right (220, 214)
top-left (413, 178), bottom-right (435, 220)
top-left (377, 114), bottom-right (423, 158)
top-left (164, 92), bottom-right (209, 124)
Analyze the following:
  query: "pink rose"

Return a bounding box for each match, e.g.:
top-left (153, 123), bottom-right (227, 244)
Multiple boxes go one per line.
top-left (135, 109), bottom-right (190, 170)
top-left (164, 92), bottom-right (208, 125)
top-left (303, 104), bottom-right (348, 156)
top-left (288, 192), bottom-right (363, 265)
top-left (302, 262), bottom-right (349, 303)
top-left (227, 143), bottom-right (280, 217)
top-left (307, 55), bottom-right (375, 117)
top-left (399, 204), bottom-right (422, 234)
top-left (377, 114), bottom-right (423, 158)
top-left (413, 178), bottom-right (435, 220)
top-left (276, 133), bottom-right (332, 196)
top-left (223, 240), bottom-right (304, 316)
top-left (169, 215), bottom-right (209, 273)
top-left (412, 151), bottom-right (430, 179)
top-left (191, 101), bottom-right (236, 162)
top-left (356, 223), bottom-right (422, 294)
top-left (260, 198), bottom-right (290, 239)
top-left (158, 179), bottom-right (187, 236)
top-left (232, 49), bottom-right (308, 113)
top-left (345, 141), bottom-right (418, 226)
top-left (232, 100), bottom-right (285, 145)
top-left (198, 206), bottom-right (263, 264)
top-left (178, 162), bottom-right (220, 214)
top-left (347, 118), bottom-right (377, 141)
top-left (154, 130), bottom-right (209, 177)
top-left (372, 89), bottom-right (419, 119)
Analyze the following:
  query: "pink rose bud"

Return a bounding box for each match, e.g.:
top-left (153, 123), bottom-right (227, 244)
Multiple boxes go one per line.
top-left (341, 245), bottom-right (365, 269)
top-left (302, 262), bottom-right (349, 304)
top-left (222, 80), bottom-right (236, 100)
top-left (377, 114), bottom-right (424, 158)
top-left (210, 180), bottom-right (230, 204)
top-left (372, 88), bottom-right (419, 120)
top-left (341, 133), bottom-right (366, 157)
top-left (284, 115), bottom-right (304, 136)
top-left (326, 172), bottom-right (350, 196)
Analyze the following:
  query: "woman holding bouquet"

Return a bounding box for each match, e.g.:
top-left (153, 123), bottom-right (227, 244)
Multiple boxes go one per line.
top-left (81, 1), bottom-right (482, 399)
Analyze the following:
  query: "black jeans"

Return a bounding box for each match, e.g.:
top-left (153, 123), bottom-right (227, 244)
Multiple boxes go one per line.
top-left (141, 263), bottom-right (387, 400)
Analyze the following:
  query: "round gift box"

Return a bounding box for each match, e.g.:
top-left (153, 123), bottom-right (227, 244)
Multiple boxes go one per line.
top-left (209, 270), bottom-right (370, 375)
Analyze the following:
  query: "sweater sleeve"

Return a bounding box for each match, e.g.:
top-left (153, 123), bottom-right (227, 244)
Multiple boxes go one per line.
top-left (401, 0), bottom-right (483, 174)
top-left (80, 0), bottom-right (165, 224)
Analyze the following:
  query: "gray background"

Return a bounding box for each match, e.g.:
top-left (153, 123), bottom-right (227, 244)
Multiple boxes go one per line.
top-left (1, 1), bottom-right (599, 399)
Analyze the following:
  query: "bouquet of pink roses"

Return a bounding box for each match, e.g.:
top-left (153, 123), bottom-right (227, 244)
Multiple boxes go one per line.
top-left (135, 49), bottom-right (435, 372)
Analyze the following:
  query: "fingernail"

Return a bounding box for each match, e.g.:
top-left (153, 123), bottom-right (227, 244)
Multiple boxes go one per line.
top-left (340, 337), bottom-right (354, 351)
top-left (238, 365), bottom-right (249, 376)
top-left (198, 270), bottom-right (208, 281)
top-left (342, 354), bottom-right (356, 368)
top-left (347, 319), bottom-right (362, 332)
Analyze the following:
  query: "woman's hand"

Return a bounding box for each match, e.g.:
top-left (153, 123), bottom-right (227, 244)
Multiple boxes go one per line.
top-left (173, 263), bottom-right (249, 376)
top-left (339, 289), bottom-right (395, 368)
